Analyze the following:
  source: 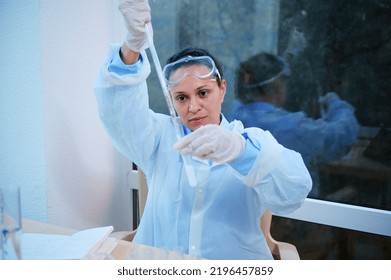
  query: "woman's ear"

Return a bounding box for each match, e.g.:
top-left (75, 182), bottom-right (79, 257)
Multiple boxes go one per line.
top-left (219, 79), bottom-right (227, 102)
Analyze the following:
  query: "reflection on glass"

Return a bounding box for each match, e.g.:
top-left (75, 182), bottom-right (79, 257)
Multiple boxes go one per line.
top-left (271, 217), bottom-right (391, 260)
top-left (229, 52), bottom-right (360, 199)
top-left (149, 0), bottom-right (391, 259)
top-left (275, 0), bottom-right (391, 212)
top-left (320, 127), bottom-right (391, 210)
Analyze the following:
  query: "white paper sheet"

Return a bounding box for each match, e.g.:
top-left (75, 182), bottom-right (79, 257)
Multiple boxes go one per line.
top-left (21, 226), bottom-right (116, 260)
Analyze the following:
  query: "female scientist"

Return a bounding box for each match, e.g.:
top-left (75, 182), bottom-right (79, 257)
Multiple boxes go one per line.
top-left (94, 0), bottom-right (312, 260)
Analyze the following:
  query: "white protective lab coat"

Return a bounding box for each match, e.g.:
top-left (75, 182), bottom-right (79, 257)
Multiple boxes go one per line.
top-left (94, 45), bottom-right (312, 260)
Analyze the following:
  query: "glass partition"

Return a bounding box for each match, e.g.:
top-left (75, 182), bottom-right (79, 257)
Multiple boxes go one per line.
top-left (146, 0), bottom-right (391, 259)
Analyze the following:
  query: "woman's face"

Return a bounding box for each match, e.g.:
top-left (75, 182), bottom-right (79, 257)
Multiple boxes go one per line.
top-left (169, 65), bottom-right (226, 131)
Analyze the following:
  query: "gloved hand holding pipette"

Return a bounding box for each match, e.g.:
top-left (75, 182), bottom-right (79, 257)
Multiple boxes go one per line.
top-left (174, 124), bottom-right (246, 164)
top-left (119, 0), bottom-right (152, 52)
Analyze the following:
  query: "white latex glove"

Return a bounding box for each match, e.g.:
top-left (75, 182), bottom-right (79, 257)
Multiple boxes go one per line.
top-left (174, 124), bottom-right (246, 164)
top-left (119, 0), bottom-right (152, 52)
top-left (318, 91), bottom-right (340, 106)
top-left (284, 27), bottom-right (307, 57)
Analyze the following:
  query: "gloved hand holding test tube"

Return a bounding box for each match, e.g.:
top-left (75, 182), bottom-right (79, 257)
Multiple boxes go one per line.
top-left (144, 22), bottom-right (198, 187)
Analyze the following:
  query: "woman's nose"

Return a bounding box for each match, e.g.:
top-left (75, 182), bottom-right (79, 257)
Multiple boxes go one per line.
top-left (189, 98), bottom-right (201, 112)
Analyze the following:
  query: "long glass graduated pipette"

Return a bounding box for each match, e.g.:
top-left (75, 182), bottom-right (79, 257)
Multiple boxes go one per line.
top-left (145, 23), bottom-right (198, 187)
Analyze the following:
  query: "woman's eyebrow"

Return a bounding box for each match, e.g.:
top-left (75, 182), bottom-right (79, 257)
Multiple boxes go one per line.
top-left (171, 83), bottom-right (212, 96)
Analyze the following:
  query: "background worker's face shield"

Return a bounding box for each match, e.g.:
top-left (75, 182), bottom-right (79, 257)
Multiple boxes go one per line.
top-left (163, 56), bottom-right (221, 88)
top-left (243, 56), bottom-right (290, 89)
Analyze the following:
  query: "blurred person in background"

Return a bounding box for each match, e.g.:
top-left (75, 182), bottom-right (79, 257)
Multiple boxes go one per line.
top-left (229, 30), bottom-right (359, 197)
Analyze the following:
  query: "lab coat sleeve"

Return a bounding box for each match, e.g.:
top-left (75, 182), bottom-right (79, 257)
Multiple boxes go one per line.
top-left (287, 98), bottom-right (359, 164)
top-left (93, 44), bottom-right (159, 171)
top-left (232, 127), bottom-right (312, 214)
top-left (322, 97), bottom-right (360, 149)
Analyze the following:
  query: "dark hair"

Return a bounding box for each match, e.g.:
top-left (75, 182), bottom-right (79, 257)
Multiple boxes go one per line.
top-left (236, 53), bottom-right (285, 103)
top-left (166, 47), bottom-right (224, 86)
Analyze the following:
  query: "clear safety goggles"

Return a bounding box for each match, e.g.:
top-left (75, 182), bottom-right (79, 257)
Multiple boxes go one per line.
top-left (163, 56), bottom-right (221, 87)
top-left (243, 56), bottom-right (290, 88)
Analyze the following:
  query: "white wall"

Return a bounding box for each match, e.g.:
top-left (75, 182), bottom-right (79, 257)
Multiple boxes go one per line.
top-left (1, 0), bottom-right (134, 231)
top-left (0, 0), bottom-right (47, 221)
